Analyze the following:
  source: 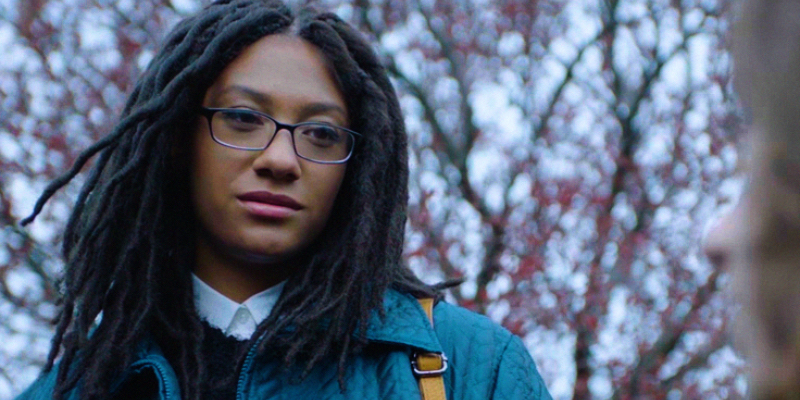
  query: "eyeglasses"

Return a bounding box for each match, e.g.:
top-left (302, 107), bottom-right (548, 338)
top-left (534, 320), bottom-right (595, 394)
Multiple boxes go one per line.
top-left (199, 107), bottom-right (361, 164)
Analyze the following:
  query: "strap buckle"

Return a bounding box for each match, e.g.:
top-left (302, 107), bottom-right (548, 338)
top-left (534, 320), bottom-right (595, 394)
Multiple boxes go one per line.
top-left (412, 352), bottom-right (449, 376)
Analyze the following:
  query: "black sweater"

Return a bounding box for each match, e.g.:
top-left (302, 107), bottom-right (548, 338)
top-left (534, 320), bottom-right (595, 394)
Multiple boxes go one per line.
top-left (199, 319), bottom-right (249, 399)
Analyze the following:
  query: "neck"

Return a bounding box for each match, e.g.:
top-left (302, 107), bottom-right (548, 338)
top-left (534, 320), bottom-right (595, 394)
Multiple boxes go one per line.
top-left (193, 233), bottom-right (293, 303)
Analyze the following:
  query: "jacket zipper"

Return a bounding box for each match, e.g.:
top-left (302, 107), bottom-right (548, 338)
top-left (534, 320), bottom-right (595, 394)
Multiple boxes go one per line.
top-left (236, 335), bottom-right (267, 400)
top-left (151, 362), bottom-right (175, 399)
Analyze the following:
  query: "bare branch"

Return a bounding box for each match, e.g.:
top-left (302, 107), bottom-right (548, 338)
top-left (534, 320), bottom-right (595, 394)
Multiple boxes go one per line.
top-left (615, 268), bottom-right (722, 398)
top-left (661, 328), bottom-right (730, 390)
top-left (533, 23), bottom-right (614, 142)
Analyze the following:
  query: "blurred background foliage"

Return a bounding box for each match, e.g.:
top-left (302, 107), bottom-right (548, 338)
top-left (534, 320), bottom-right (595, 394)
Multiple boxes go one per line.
top-left (0, 0), bottom-right (745, 398)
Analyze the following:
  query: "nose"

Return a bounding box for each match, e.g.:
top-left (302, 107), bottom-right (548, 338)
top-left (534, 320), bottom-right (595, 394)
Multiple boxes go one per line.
top-left (252, 129), bottom-right (301, 181)
top-left (703, 200), bottom-right (746, 269)
top-left (704, 215), bottom-right (733, 268)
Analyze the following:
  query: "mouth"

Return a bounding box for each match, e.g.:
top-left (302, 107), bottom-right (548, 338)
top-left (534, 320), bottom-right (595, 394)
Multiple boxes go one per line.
top-left (237, 191), bottom-right (303, 218)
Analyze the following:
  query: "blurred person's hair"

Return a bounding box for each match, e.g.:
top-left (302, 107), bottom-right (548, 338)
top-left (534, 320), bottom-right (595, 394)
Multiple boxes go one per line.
top-left (733, 0), bottom-right (800, 396)
top-left (22, 0), bottom-right (436, 398)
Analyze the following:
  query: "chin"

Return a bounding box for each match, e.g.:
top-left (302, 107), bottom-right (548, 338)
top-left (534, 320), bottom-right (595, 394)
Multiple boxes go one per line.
top-left (201, 227), bottom-right (300, 266)
top-left (231, 247), bottom-right (296, 265)
top-left (226, 237), bottom-right (308, 265)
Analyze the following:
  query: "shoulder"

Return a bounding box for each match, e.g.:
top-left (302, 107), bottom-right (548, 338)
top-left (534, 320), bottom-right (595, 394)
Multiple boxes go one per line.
top-left (14, 366), bottom-right (60, 400)
top-left (432, 301), bottom-right (552, 399)
top-left (431, 300), bottom-right (509, 345)
top-left (15, 337), bottom-right (177, 400)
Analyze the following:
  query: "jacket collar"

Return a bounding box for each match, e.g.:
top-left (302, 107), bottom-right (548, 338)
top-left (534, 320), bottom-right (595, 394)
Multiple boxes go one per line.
top-left (363, 290), bottom-right (442, 353)
top-left (128, 290), bottom-right (442, 365)
top-left (123, 338), bottom-right (181, 399)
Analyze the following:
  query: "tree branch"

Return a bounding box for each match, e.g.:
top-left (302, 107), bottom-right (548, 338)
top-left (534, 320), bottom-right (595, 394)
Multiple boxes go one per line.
top-left (533, 23), bottom-right (614, 142)
top-left (660, 327), bottom-right (730, 390)
top-left (614, 268), bottom-right (721, 398)
top-left (378, 4), bottom-right (510, 309)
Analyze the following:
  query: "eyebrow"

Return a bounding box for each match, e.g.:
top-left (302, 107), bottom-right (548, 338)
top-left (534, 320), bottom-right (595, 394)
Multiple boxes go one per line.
top-left (213, 85), bottom-right (348, 120)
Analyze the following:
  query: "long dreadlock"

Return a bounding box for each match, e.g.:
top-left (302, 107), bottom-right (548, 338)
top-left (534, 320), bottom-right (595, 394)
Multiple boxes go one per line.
top-left (21, 1), bottom-right (436, 398)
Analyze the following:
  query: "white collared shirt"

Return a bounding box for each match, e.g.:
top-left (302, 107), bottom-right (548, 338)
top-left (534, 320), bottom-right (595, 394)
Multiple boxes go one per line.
top-left (192, 274), bottom-right (285, 340)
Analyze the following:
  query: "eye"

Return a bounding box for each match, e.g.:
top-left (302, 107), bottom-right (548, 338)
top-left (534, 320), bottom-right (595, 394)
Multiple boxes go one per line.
top-left (299, 125), bottom-right (342, 146)
top-left (218, 109), bottom-right (264, 130)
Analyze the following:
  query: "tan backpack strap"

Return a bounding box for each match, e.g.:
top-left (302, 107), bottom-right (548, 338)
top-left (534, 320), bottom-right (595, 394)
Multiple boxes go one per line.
top-left (414, 298), bottom-right (447, 400)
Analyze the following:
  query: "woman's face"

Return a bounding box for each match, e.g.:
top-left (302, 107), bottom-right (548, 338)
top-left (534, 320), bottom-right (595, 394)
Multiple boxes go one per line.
top-left (190, 34), bottom-right (348, 269)
top-left (704, 129), bottom-right (800, 277)
top-left (704, 128), bottom-right (800, 390)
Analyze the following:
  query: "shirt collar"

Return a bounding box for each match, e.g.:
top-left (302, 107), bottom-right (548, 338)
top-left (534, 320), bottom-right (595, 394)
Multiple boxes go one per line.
top-left (192, 275), bottom-right (441, 352)
top-left (192, 274), bottom-right (285, 340)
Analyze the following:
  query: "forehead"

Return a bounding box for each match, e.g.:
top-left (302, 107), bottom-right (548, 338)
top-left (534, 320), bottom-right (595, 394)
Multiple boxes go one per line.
top-left (204, 34), bottom-right (347, 119)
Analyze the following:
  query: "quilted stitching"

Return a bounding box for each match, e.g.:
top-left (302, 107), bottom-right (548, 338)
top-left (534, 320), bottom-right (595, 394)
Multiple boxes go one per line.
top-left (364, 290), bottom-right (442, 352)
top-left (15, 290), bottom-right (552, 400)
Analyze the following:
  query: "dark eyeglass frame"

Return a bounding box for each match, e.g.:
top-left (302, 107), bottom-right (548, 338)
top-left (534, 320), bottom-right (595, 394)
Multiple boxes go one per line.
top-left (199, 107), bottom-right (362, 164)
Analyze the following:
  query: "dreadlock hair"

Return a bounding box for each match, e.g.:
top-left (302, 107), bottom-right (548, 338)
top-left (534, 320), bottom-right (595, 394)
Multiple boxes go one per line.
top-left (21, 1), bottom-right (437, 398)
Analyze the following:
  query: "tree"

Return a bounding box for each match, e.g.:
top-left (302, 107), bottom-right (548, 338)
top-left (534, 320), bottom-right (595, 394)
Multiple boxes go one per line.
top-left (0, 0), bottom-right (744, 398)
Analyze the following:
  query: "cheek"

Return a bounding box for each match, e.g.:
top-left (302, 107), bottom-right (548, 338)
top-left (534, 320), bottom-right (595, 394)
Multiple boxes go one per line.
top-left (309, 165), bottom-right (347, 222)
top-left (189, 134), bottom-right (234, 218)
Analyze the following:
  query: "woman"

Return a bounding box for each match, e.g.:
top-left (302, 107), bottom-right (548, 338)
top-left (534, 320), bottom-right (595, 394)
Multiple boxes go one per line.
top-left (704, 0), bottom-right (800, 397)
top-left (17, 1), bottom-right (551, 399)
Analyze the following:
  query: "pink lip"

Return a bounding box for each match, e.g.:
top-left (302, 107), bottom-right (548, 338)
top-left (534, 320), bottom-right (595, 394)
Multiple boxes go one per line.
top-left (237, 191), bottom-right (303, 218)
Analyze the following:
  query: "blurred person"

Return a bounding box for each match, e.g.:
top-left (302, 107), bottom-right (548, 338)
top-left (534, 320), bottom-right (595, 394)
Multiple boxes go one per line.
top-left (14, 1), bottom-right (551, 399)
top-left (704, 0), bottom-right (800, 397)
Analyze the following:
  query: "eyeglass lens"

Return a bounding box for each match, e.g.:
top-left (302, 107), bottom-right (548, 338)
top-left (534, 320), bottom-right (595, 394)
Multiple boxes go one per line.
top-left (211, 109), bottom-right (353, 162)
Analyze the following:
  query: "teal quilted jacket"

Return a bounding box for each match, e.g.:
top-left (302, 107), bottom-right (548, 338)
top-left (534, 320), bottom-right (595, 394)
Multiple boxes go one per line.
top-left (17, 290), bottom-right (552, 399)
